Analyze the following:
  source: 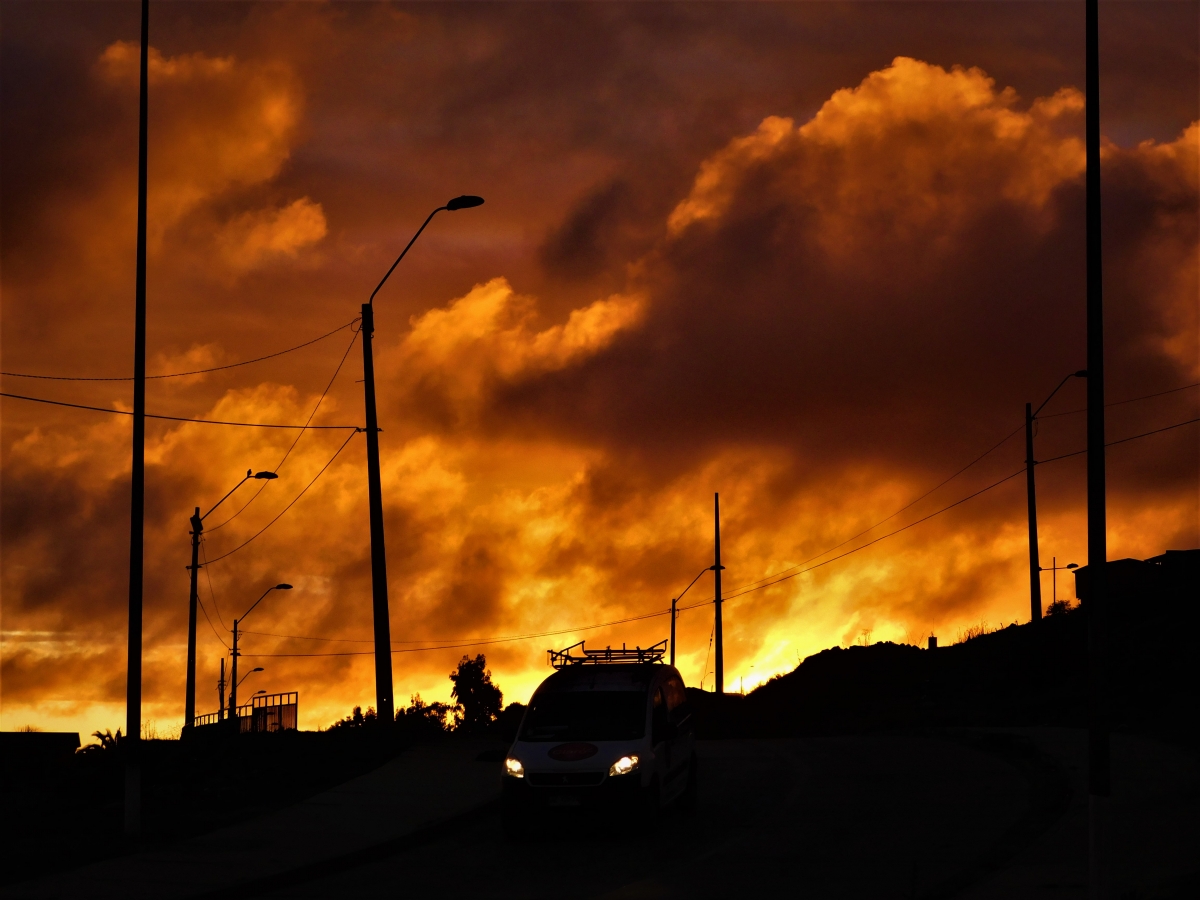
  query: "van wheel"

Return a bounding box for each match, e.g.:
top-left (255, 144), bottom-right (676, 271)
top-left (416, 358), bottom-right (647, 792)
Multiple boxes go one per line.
top-left (679, 754), bottom-right (698, 814)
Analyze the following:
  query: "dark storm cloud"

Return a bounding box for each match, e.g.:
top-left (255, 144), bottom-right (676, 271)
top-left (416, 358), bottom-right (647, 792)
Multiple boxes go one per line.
top-left (2, 4), bottom-right (1195, 734)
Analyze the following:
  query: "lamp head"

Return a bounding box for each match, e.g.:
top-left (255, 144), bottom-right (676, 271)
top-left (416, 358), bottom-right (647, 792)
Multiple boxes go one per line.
top-left (254, 471), bottom-right (278, 480)
top-left (276, 583), bottom-right (293, 591)
top-left (1074, 370), bottom-right (1088, 378)
top-left (446, 195), bottom-right (484, 211)
top-left (1067, 563), bottom-right (1078, 569)
top-left (251, 667), bottom-right (264, 673)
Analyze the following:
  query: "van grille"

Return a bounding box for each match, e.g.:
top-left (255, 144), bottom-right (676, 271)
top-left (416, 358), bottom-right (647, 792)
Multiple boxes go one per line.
top-left (528, 771), bottom-right (604, 787)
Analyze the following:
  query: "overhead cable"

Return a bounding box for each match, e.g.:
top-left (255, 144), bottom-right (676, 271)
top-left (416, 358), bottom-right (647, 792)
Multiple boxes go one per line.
top-left (208, 329), bottom-right (361, 532)
top-left (242, 413), bottom-right (1200, 657)
top-left (0, 391), bottom-right (360, 430)
top-left (0, 318), bottom-right (358, 381)
top-left (205, 430), bottom-right (359, 564)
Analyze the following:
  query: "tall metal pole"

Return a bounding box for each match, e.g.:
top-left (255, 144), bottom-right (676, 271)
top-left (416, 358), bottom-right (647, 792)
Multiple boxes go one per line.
top-left (1085, 0), bottom-right (1110, 894)
top-left (670, 597), bottom-right (678, 667)
top-left (713, 493), bottom-right (724, 694)
top-left (361, 303), bottom-right (395, 728)
top-left (184, 508), bottom-right (201, 734)
top-left (218, 657), bottom-right (226, 722)
top-left (230, 619), bottom-right (240, 728)
top-left (124, 0), bottom-right (150, 839)
top-left (1025, 402), bottom-right (1043, 622)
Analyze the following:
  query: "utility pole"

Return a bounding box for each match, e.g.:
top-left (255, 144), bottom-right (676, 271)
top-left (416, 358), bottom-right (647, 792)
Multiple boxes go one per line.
top-left (1025, 402), bottom-right (1043, 623)
top-left (230, 618), bottom-right (240, 727)
top-left (669, 597), bottom-right (678, 667)
top-left (182, 470), bottom-right (274, 734)
top-left (361, 301), bottom-right (395, 730)
top-left (184, 507), bottom-right (201, 734)
top-left (358, 195), bottom-right (482, 731)
top-left (124, 0), bottom-right (150, 840)
top-left (713, 493), bottom-right (725, 694)
top-left (1085, 0), bottom-right (1111, 893)
top-left (218, 657), bottom-right (226, 722)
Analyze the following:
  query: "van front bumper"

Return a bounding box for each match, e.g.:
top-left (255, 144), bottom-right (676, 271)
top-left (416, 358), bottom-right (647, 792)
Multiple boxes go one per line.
top-left (502, 771), bottom-right (645, 810)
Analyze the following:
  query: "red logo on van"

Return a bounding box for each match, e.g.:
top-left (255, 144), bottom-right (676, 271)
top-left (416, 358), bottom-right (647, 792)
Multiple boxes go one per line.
top-left (548, 742), bottom-right (598, 761)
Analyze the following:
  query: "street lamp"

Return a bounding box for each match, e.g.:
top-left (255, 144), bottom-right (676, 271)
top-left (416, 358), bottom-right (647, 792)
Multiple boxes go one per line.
top-left (184, 469), bottom-right (277, 734)
top-left (230, 584), bottom-right (291, 726)
top-left (360, 195), bottom-right (484, 730)
top-left (237, 667), bottom-right (265, 690)
top-left (1039, 558), bottom-right (1079, 611)
top-left (1025, 371), bottom-right (1087, 623)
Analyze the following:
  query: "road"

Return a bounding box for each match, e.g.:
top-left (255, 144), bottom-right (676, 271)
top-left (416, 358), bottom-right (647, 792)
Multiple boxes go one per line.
top-left (269, 734), bottom-right (1038, 899)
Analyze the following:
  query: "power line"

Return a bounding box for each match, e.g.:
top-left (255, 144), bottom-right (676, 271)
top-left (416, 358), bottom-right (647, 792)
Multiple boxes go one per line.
top-left (0, 319), bottom-right (358, 381)
top-left (208, 329), bottom-right (361, 532)
top-left (724, 421), bottom-right (1025, 596)
top-left (199, 538), bottom-right (227, 631)
top-left (1038, 381), bottom-right (1200, 419)
top-left (239, 608), bottom-right (680, 657)
top-left (680, 413), bottom-right (1200, 611)
top-left (196, 594), bottom-right (230, 650)
top-left (242, 414), bottom-right (1200, 658)
top-left (0, 391), bottom-right (360, 430)
top-left (204, 430), bottom-right (360, 564)
top-left (1037, 415), bottom-right (1200, 465)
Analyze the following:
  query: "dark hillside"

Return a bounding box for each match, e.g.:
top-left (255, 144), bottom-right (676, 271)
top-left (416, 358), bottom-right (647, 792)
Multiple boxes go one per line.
top-left (689, 552), bottom-right (1198, 743)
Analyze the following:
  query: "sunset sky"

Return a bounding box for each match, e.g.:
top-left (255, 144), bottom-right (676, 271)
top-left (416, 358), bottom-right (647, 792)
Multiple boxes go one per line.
top-left (2, 2), bottom-right (1197, 738)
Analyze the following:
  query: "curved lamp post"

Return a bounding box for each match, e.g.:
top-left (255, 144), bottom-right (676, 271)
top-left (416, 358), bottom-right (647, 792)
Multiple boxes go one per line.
top-left (360, 195), bottom-right (484, 730)
top-left (230, 584), bottom-right (291, 725)
top-left (185, 470), bottom-right (277, 733)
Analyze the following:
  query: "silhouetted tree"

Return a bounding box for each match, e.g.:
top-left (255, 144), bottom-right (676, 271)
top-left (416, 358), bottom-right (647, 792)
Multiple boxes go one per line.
top-left (496, 702), bottom-right (527, 741)
top-left (395, 694), bottom-right (453, 740)
top-left (450, 654), bottom-right (503, 735)
top-left (78, 728), bottom-right (123, 754)
top-left (329, 705), bottom-right (377, 729)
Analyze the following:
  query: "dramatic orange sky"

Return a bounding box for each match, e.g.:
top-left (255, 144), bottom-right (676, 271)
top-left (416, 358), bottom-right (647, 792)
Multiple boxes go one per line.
top-left (2, 2), bottom-right (1197, 737)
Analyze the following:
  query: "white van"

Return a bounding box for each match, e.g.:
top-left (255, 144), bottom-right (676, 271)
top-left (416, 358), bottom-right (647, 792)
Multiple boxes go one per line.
top-left (502, 642), bottom-right (697, 825)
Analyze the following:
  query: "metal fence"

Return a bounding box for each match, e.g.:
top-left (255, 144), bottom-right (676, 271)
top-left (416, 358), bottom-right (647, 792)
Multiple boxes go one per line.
top-left (240, 692), bottom-right (298, 733)
top-left (193, 691), bottom-right (298, 732)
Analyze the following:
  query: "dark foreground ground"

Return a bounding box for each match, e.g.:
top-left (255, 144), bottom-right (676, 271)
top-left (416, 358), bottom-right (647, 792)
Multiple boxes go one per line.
top-left (266, 731), bottom-right (1197, 900)
top-left (0, 728), bottom-right (402, 885)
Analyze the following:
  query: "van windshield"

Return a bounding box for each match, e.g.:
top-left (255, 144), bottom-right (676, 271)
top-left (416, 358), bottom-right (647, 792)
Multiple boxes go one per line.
top-left (520, 691), bottom-right (646, 742)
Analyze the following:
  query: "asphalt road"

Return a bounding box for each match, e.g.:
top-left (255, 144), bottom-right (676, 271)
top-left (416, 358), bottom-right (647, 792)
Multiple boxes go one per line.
top-left (267, 734), bottom-right (1035, 899)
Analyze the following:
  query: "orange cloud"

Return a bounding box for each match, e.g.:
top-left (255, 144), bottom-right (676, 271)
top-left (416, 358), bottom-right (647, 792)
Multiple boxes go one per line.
top-left (3, 18), bottom-right (1195, 742)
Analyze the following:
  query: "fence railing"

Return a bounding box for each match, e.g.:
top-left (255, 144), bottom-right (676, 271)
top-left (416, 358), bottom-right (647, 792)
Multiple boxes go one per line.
top-left (193, 691), bottom-right (298, 732)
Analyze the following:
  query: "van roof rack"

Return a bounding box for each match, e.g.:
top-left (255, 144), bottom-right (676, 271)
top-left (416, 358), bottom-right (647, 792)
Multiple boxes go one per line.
top-left (548, 639), bottom-right (667, 669)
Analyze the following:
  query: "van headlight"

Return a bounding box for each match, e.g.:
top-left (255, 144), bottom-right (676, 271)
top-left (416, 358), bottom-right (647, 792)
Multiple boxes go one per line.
top-left (504, 757), bottom-right (525, 779)
top-left (608, 755), bottom-right (639, 777)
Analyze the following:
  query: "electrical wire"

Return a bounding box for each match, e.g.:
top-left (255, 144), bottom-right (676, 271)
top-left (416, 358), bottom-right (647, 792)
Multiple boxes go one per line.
top-left (1036, 415), bottom-right (1200, 465)
top-left (721, 421), bottom-right (1025, 597)
top-left (1038, 381), bottom-right (1200, 419)
top-left (238, 413), bottom-right (1200, 659)
top-left (199, 538), bottom-right (227, 631)
top-left (196, 595), bottom-right (231, 650)
top-left (204, 430), bottom-right (360, 564)
top-left (207, 329), bottom-right (361, 532)
top-left (0, 318), bottom-right (358, 381)
top-left (0, 391), bottom-right (359, 429)
top-left (677, 413), bottom-right (1200, 612)
top-left (239, 608), bottom-right (679, 656)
